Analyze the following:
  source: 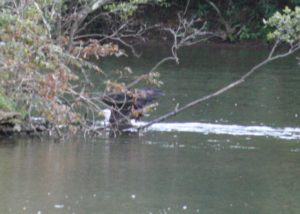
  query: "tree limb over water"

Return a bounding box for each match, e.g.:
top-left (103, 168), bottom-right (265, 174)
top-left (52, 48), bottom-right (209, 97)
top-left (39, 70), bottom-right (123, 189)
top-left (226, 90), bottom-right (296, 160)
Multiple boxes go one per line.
top-left (126, 13), bottom-right (214, 88)
top-left (0, 1), bottom-right (299, 137)
top-left (138, 7), bottom-right (300, 130)
top-left (138, 42), bottom-right (300, 130)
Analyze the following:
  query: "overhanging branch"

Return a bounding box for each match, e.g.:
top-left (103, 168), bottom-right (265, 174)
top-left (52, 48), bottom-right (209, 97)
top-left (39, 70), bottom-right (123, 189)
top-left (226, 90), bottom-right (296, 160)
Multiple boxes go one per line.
top-left (138, 41), bottom-right (300, 130)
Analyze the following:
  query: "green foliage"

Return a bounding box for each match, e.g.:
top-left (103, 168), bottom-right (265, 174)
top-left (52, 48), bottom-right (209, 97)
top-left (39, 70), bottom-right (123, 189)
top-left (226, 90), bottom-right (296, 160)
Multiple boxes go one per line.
top-left (264, 6), bottom-right (300, 44)
top-left (0, 0), bottom-right (164, 131)
top-left (196, 3), bottom-right (210, 17)
top-left (0, 1), bottom-right (99, 126)
top-left (0, 92), bottom-right (16, 112)
top-left (103, 0), bottom-right (166, 19)
top-left (157, 0), bottom-right (170, 8)
top-left (239, 26), bottom-right (263, 41)
top-left (189, 0), bottom-right (300, 41)
top-left (256, 1), bottom-right (276, 18)
top-left (290, 0), bottom-right (300, 4)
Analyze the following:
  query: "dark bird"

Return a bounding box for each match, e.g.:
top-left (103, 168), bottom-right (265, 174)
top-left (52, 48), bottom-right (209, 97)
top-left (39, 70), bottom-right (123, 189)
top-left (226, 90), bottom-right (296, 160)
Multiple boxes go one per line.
top-left (101, 87), bottom-right (164, 130)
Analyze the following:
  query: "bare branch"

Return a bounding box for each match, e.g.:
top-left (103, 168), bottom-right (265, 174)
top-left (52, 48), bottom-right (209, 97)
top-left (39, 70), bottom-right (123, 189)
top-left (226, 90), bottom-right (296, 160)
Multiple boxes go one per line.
top-left (126, 15), bottom-right (213, 88)
top-left (33, 1), bottom-right (51, 37)
top-left (183, 0), bottom-right (191, 17)
top-left (126, 57), bottom-right (175, 88)
top-left (67, 0), bottom-right (113, 49)
top-left (75, 21), bottom-right (158, 57)
top-left (138, 41), bottom-right (300, 130)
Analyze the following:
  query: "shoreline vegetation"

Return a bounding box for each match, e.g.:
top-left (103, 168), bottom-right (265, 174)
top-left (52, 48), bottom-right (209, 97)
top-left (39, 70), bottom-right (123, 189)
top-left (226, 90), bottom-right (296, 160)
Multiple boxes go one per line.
top-left (0, 39), bottom-right (266, 138)
top-left (0, 1), bottom-right (299, 137)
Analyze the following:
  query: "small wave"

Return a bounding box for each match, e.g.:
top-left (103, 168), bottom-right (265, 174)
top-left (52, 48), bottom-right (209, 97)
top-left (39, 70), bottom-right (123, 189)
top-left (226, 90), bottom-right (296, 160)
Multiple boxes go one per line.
top-left (133, 122), bottom-right (300, 140)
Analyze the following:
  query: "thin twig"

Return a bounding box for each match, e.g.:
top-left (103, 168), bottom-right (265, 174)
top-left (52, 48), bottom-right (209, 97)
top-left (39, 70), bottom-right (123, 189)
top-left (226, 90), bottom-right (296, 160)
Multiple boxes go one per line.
top-left (126, 57), bottom-right (176, 88)
top-left (183, 0), bottom-right (191, 17)
top-left (126, 15), bottom-right (212, 88)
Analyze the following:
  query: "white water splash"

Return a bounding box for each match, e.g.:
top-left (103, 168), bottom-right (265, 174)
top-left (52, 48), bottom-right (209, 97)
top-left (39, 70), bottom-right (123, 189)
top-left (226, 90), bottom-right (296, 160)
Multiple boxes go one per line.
top-left (132, 122), bottom-right (300, 140)
top-left (54, 204), bottom-right (64, 209)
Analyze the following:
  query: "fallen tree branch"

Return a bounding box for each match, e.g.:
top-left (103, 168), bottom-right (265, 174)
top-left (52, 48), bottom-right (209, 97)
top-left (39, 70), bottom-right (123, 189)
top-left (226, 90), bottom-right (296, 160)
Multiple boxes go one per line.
top-left (138, 41), bottom-right (300, 130)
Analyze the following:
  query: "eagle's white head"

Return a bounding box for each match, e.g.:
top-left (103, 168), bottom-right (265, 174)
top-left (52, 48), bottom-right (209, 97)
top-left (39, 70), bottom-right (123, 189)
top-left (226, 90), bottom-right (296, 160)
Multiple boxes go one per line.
top-left (101, 109), bottom-right (111, 124)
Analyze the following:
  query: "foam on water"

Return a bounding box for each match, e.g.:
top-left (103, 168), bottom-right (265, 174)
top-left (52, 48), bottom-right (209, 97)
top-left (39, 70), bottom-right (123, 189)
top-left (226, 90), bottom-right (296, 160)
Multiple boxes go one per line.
top-left (132, 121), bottom-right (300, 140)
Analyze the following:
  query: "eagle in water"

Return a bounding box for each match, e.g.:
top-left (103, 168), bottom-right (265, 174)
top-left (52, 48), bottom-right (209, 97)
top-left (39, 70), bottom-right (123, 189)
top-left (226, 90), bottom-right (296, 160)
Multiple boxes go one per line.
top-left (102, 88), bottom-right (163, 130)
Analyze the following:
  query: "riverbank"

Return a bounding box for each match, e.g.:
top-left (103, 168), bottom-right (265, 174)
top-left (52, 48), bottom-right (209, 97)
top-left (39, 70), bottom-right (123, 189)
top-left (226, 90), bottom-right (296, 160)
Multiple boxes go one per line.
top-left (0, 110), bottom-right (49, 136)
top-left (0, 38), bottom-right (280, 137)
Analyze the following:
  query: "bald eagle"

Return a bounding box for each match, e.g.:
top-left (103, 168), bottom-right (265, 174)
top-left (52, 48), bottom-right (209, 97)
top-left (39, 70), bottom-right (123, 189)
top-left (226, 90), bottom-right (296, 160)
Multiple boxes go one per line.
top-left (102, 88), bottom-right (163, 130)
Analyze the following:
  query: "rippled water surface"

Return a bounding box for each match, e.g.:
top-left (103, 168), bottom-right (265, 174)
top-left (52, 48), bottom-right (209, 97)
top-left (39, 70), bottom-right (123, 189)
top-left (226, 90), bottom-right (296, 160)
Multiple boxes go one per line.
top-left (0, 45), bottom-right (299, 213)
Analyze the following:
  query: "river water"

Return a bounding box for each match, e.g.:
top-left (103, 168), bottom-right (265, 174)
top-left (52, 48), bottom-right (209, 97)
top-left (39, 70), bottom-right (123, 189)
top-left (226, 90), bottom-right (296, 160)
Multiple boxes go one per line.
top-left (0, 45), bottom-right (299, 214)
